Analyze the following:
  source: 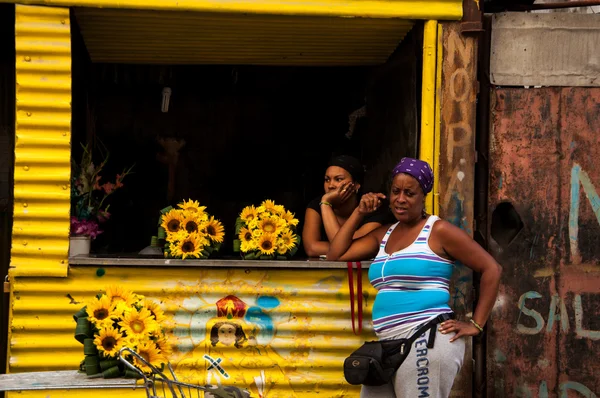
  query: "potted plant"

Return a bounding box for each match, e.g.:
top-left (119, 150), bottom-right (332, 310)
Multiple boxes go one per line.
top-left (70, 143), bottom-right (133, 257)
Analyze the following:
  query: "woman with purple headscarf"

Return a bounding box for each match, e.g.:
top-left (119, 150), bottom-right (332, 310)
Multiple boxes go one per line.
top-left (328, 157), bottom-right (502, 398)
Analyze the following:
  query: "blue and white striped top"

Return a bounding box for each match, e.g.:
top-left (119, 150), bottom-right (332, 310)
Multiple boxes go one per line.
top-left (368, 215), bottom-right (454, 340)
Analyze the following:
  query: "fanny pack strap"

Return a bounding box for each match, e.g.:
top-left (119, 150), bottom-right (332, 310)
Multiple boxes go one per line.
top-left (347, 261), bottom-right (363, 335)
top-left (387, 312), bottom-right (454, 362)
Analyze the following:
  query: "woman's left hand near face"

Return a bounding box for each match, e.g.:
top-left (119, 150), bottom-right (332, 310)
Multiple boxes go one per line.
top-left (438, 320), bottom-right (480, 342)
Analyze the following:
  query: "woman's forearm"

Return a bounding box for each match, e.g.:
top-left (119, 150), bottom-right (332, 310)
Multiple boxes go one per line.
top-left (320, 204), bottom-right (342, 241)
top-left (305, 241), bottom-right (330, 257)
top-left (327, 209), bottom-right (364, 260)
top-left (472, 264), bottom-right (502, 327)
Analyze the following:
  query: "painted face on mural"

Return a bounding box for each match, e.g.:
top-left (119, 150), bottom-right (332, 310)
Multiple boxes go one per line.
top-left (218, 323), bottom-right (237, 346)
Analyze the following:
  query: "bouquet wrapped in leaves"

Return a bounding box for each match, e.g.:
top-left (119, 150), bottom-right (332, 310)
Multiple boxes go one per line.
top-left (159, 199), bottom-right (225, 259)
top-left (73, 286), bottom-right (171, 378)
top-left (233, 199), bottom-right (300, 260)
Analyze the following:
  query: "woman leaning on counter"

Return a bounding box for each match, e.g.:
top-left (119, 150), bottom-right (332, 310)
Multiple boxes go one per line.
top-left (328, 157), bottom-right (502, 398)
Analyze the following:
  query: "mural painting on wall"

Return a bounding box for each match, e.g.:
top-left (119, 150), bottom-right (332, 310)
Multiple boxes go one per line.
top-left (155, 270), bottom-right (365, 398)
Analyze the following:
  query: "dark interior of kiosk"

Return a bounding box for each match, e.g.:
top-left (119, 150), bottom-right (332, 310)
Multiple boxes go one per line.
top-left (70, 13), bottom-right (424, 258)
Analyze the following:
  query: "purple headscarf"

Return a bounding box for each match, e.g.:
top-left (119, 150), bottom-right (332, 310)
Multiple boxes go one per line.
top-left (392, 157), bottom-right (434, 194)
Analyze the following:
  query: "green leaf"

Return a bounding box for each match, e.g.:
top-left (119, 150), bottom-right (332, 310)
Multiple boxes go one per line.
top-left (99, 359), bottom-right (120, 371)
top-left (160, 206), bottom-right (173, 214)
top-left (123, 369), bottom-right (142, 379)
top-left (277, 256), bottom-right (287, 260)
top-left (75, 317), bottom-right (93, 343)
top-left (289, 245), bottom-right (299, 257)
top-left (259, 255), bottom-right (275, 260)
top-left (157, 227), bottom-right (166, 240)
top-left (244, 252), bottom-right (257, 260)
top-left (204, 246), bottom-right (214, 254)
top-left (213, 242), bottom-right (222, 252)
top-left (84, 355), bottom-right (101, 376)
top-left (73, 306), bottom-right (88, 322)
top-left (83, 338), bottom-right (98, 356)
top-left (233, 239), bottom-right (241, 252)
top-left (102, 365), bottom-right (123, 379)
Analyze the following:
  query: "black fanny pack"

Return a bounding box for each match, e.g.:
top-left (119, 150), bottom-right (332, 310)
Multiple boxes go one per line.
top-left (343, 313), bottom-right (454, 386)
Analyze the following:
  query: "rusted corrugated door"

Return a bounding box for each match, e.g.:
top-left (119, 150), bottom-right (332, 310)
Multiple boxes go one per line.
top-left (487, 87), bottom-right (600, 397)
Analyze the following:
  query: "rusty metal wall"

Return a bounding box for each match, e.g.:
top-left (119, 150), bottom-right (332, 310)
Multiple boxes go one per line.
top-left (437, 21), bottom-right (478, 398)
top-left (12, 4), bottom-right (71, 277)
top-left (487, 87), bottom-right (600, 397)
top-left (7, 265), bottom-right (377, 397)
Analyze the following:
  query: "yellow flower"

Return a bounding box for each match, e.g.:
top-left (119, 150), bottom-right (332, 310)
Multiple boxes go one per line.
top-left (143, 299), bottom-right (167, 324)
top-left (280, 229), bottom-right (297, 251)
top-left (119, 307), bottom-right (159, 340)
top-left (161, 210), bottom-right (184, 234)
top-left (241, 240), bottom-right (257, 253)
top-left (105, 285), bottom-right (137, 308)
top-left (257, 233), bottom-right (277, 255)
top-left (277, 243), bottom-right (288, 256)
top-left (133, 340), bottom-right (165, 373)
top-left (181, 215), bottom-right (201, 234)
top-left (94, 325), bottom-right (124, 357)
top-left (258, 199), bottom-right (277, 214)
top-left (282, 210), bottom-right (299, 227)
top-left (258, 217), bottom-right (284, 235)
top-left (239, 227), bottom-right (253, 244)
top-left (240, 205), bottom-right (258, 224)
top-left (204, 216), bottom-right (225, 243)
top-left (86, 295), bottom-right (115, 327)
top-left (178, 199), bottom-right (206, 215)
top-left (274, 204), bottom-right (286, 215)
top-left (175, 233), bottom-right (206, 259)
top-left (249, 218), bottom-right (260, 230)
top-left (155, 333), bottom-right (172, 358)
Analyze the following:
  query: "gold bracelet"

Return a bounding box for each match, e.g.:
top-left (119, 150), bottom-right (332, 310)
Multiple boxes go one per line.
top-left (470, 319), bottom-right (484, 334)
top-left (319, 201), bottom-right (332, 207)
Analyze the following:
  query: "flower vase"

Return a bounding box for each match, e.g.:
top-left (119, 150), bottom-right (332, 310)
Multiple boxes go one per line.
top-left (69, 236), bottom-right (91, 257)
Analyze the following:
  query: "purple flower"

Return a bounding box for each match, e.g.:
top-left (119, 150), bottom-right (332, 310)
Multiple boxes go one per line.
top-left (70, 217), bottom-right (103, 240)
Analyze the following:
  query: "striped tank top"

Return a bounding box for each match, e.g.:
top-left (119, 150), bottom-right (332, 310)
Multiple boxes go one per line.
top-left (368, 215), bottom-right (454, 340)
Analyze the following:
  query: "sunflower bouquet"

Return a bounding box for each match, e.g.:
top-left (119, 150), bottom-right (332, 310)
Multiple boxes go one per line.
top-left (159, 199), bottom-right (225, 259)
top-left (233, 199), bottom-right (300, 260)
top-left (73, 286), bottom-right (171, 378)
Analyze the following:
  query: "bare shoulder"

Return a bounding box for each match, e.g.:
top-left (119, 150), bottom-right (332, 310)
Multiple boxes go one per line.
top-left (431, 218), bottom-right (467, 239)
top-left (371, 223), bottom-right (392, 241)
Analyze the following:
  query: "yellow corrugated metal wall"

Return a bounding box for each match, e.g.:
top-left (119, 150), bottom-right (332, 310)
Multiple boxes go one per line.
top-left (7, 266), bottom-right (377, 397)
top-left (12, 4), bottom-right (71, 277)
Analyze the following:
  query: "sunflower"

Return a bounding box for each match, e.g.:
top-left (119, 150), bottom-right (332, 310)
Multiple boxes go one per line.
top-left (178, 199), bottom-right (206, 215)
top-left (257, 233), bottom-right (277, 255)
top-left (119, 307), bottom-right (159, 340)
top-left (258, 199), bottom-right (277, 214)
top-left (161, 210), bottom-right (184, 234)
top-left (86, 295), bottom-right (115, 327)
top-left (94, 325), bottom-right (124, 357)
top-left (155, 333), bottom-right (173, 358)
top-left (175, 233), bottom-right (207, 259)
top-left (241, 240), bottom-right (257, 253)
top-left (240, 205), bottom-right (258, 224)
top-left (133, 340), bottom-right (165, 373)
top-left (258, 217), bottom-right (284, 235)
top-left (181, 215), bottom-right (202, 234)
top-left (143, 299), bottom-right (167, 324)
top-left (279, 229), bottom-right (297, 251)
top-left (105, 285), bottom-right (138, 308)
top-left (239, 227), bottom-right (253, 244)
top-left (274, 204), bottom-right (286, 215)
top-left (277, 242), bottom-right (288, 256)
top-left (281, 210), bottom-right (299, 227)
top-left (204, 216), bottom-right (225, 243)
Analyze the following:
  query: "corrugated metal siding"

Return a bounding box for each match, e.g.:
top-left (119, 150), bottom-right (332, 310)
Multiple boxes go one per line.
top-left (12, 5), bottom-right (71, 277)
top-left (8, 266), bottom-right (376, 397)
top-left (74, 8), bottom-right (414, 66)
top-left (487, 88), bottom-right (600, 396)
top-left (3, 0), bottom-right (463, 20)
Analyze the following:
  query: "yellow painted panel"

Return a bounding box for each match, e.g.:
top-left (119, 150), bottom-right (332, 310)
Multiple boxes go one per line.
top-left (74, 8), bottom-right (414, 65)
top-left (420, 20), bottom-right (438, 214)
top-left (12, 4), bottom-right (71, 277)
top-left (2, 0), bottom-right (462, 20)
top-left (7, 266), bottom-right (377, 397)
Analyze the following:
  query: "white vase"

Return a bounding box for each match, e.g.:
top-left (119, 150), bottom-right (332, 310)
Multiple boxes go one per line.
top-left (69, 236), bottom-right (91, 257)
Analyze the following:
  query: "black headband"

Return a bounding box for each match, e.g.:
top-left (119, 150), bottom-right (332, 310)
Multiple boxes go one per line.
top-left (328, 155), bottom-right (364, 184)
